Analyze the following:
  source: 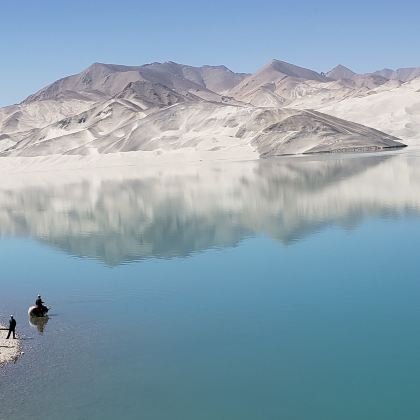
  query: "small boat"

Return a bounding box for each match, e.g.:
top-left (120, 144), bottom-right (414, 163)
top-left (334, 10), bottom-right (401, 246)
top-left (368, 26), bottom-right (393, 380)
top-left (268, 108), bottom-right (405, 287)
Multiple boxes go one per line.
top-left (28, 305), bottom-right (49, 317)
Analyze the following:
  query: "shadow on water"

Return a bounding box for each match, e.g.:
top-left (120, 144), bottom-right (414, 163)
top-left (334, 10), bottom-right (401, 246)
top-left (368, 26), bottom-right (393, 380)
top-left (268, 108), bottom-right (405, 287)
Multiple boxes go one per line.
top-left (0, 151), bottom-right (419, 265)
top-left (28, 316), bottom-right (49, 335)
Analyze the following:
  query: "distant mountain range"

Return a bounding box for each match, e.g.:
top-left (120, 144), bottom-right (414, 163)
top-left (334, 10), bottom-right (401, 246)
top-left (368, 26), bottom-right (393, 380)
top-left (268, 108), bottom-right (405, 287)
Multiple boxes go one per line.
top-left (2, 58), bottom-right (419, 160)
top-left (326, 64), bottom-right (420, 82)
top-left (326, 65), bottom-right (357, 80)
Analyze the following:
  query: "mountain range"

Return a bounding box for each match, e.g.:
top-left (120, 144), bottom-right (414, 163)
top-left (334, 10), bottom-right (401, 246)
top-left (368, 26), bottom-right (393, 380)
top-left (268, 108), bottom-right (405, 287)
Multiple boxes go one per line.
top-left (1, 59), bottom-right (419, 160)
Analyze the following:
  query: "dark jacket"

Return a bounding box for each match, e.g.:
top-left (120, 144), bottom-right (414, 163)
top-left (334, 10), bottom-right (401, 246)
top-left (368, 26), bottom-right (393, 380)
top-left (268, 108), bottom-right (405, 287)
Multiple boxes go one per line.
top-left (9, 319), bottom-right (16, 330)
top-left (36, 298), bottom-right (44, 307)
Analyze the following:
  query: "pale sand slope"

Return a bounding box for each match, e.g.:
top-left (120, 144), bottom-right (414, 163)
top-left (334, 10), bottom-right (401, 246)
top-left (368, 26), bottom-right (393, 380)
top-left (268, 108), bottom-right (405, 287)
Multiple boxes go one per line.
top-left (227, 59), bottom-right (393, 109)
top-left (283, 77), bottom-right (399, 110)
top-left (0, 323), bottom-right (20, 365)
top-left (0, 59), bottom-right (415, 159)
top-left (0, 102), bottom-right (404, 158)
top-left (0, 98), bottom-right (96, 136)
top-left (313, 78), bottom-right (420, 144)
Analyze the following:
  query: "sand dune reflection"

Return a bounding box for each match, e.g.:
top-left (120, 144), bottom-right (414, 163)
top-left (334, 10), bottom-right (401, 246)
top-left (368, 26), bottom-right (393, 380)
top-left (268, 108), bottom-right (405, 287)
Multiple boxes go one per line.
top-left (0, 152), bottom-right (419, 265)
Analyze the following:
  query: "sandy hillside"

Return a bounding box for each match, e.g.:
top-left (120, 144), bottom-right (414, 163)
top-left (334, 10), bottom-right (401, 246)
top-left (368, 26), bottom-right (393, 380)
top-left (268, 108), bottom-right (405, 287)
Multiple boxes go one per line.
top-left (315, 78), bottom-right (420, 143)
top-left (0, 101), bottom-right (404, 158)
top-left (0, 59), bottom-right (416, 161)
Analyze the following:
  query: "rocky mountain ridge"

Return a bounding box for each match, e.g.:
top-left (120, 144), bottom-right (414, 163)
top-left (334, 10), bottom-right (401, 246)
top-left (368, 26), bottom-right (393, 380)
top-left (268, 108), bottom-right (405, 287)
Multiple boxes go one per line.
top-left (1, 59), bottom-right (416, 159)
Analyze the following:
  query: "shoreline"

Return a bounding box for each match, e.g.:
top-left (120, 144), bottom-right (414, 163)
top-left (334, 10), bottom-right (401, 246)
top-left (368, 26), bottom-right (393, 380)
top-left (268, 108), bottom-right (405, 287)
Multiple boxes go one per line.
top-left (0, 146), bottom-right (415, 192)
top-left (0, 144), bottom-right (416, 177)
top-left (0, 149), bottom-right (258, 175)
top-left (0, 323), bottom-right (21, 366)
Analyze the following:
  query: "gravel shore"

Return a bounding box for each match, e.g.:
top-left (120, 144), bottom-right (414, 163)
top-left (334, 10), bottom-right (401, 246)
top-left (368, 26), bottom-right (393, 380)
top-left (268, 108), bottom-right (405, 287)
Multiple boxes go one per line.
top-left (0, 323), bottom-right (20, 366)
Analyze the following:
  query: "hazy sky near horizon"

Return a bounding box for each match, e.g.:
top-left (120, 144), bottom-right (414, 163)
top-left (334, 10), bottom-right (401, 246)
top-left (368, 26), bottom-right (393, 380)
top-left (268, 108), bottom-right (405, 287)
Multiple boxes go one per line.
top-left (1, 0), bottom-right (419, 105)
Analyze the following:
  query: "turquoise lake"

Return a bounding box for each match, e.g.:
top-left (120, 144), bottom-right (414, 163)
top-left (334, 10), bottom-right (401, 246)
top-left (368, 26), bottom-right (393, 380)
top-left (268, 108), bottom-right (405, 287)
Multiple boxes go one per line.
top-left (1, 150), bottom-right (420, 420)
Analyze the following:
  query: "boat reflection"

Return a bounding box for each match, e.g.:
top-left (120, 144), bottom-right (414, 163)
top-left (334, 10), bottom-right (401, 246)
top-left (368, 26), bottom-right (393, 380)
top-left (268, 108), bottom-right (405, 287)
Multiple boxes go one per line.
top-left (29, 316), bottom-right (49, 334)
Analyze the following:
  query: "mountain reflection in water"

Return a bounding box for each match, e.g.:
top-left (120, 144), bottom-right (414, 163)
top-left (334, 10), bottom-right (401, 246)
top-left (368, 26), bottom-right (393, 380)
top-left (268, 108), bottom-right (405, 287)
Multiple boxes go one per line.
top-left (0, 152), bottom-right (419, 265)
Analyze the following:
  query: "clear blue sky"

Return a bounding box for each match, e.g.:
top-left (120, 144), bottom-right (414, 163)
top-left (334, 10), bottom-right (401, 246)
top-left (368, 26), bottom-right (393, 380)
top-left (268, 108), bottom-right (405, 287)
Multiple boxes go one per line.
top-left (1, 0), bottom-right (419, 106)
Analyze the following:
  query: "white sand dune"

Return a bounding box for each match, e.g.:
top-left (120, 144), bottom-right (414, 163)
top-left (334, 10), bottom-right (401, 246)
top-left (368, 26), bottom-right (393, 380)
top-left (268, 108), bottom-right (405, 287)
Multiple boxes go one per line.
top-left (0, 99), bottom-right (95, 135)
top-left (0, 101), bottom-right (403, 158)
top-left (228, 59), bottom-right (328, 106)
top-left (315, 78), bottom-right (420, 143)
top-left (1, 59), bottom-right (416, 161)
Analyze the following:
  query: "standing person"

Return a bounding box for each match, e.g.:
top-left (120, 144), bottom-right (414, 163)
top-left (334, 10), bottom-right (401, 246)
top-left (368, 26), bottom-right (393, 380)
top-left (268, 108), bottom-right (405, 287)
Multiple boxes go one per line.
top-left (6, 315), bottom-right (16, 339)
top-left (34, 294), bottom-right (48, 316)
top-left (36, 295), bottom-right (44, 308)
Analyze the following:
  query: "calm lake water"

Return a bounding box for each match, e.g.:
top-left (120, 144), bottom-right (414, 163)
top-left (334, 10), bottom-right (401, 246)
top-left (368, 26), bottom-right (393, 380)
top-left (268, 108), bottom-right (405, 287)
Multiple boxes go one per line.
top-left (1, 150), bottom-right (420, 420)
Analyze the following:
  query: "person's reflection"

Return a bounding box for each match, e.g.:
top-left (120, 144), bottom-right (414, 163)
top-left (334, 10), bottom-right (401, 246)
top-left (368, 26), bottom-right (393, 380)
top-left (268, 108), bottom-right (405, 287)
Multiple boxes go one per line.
top-left (29, 316), bottom-right (49, 334)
